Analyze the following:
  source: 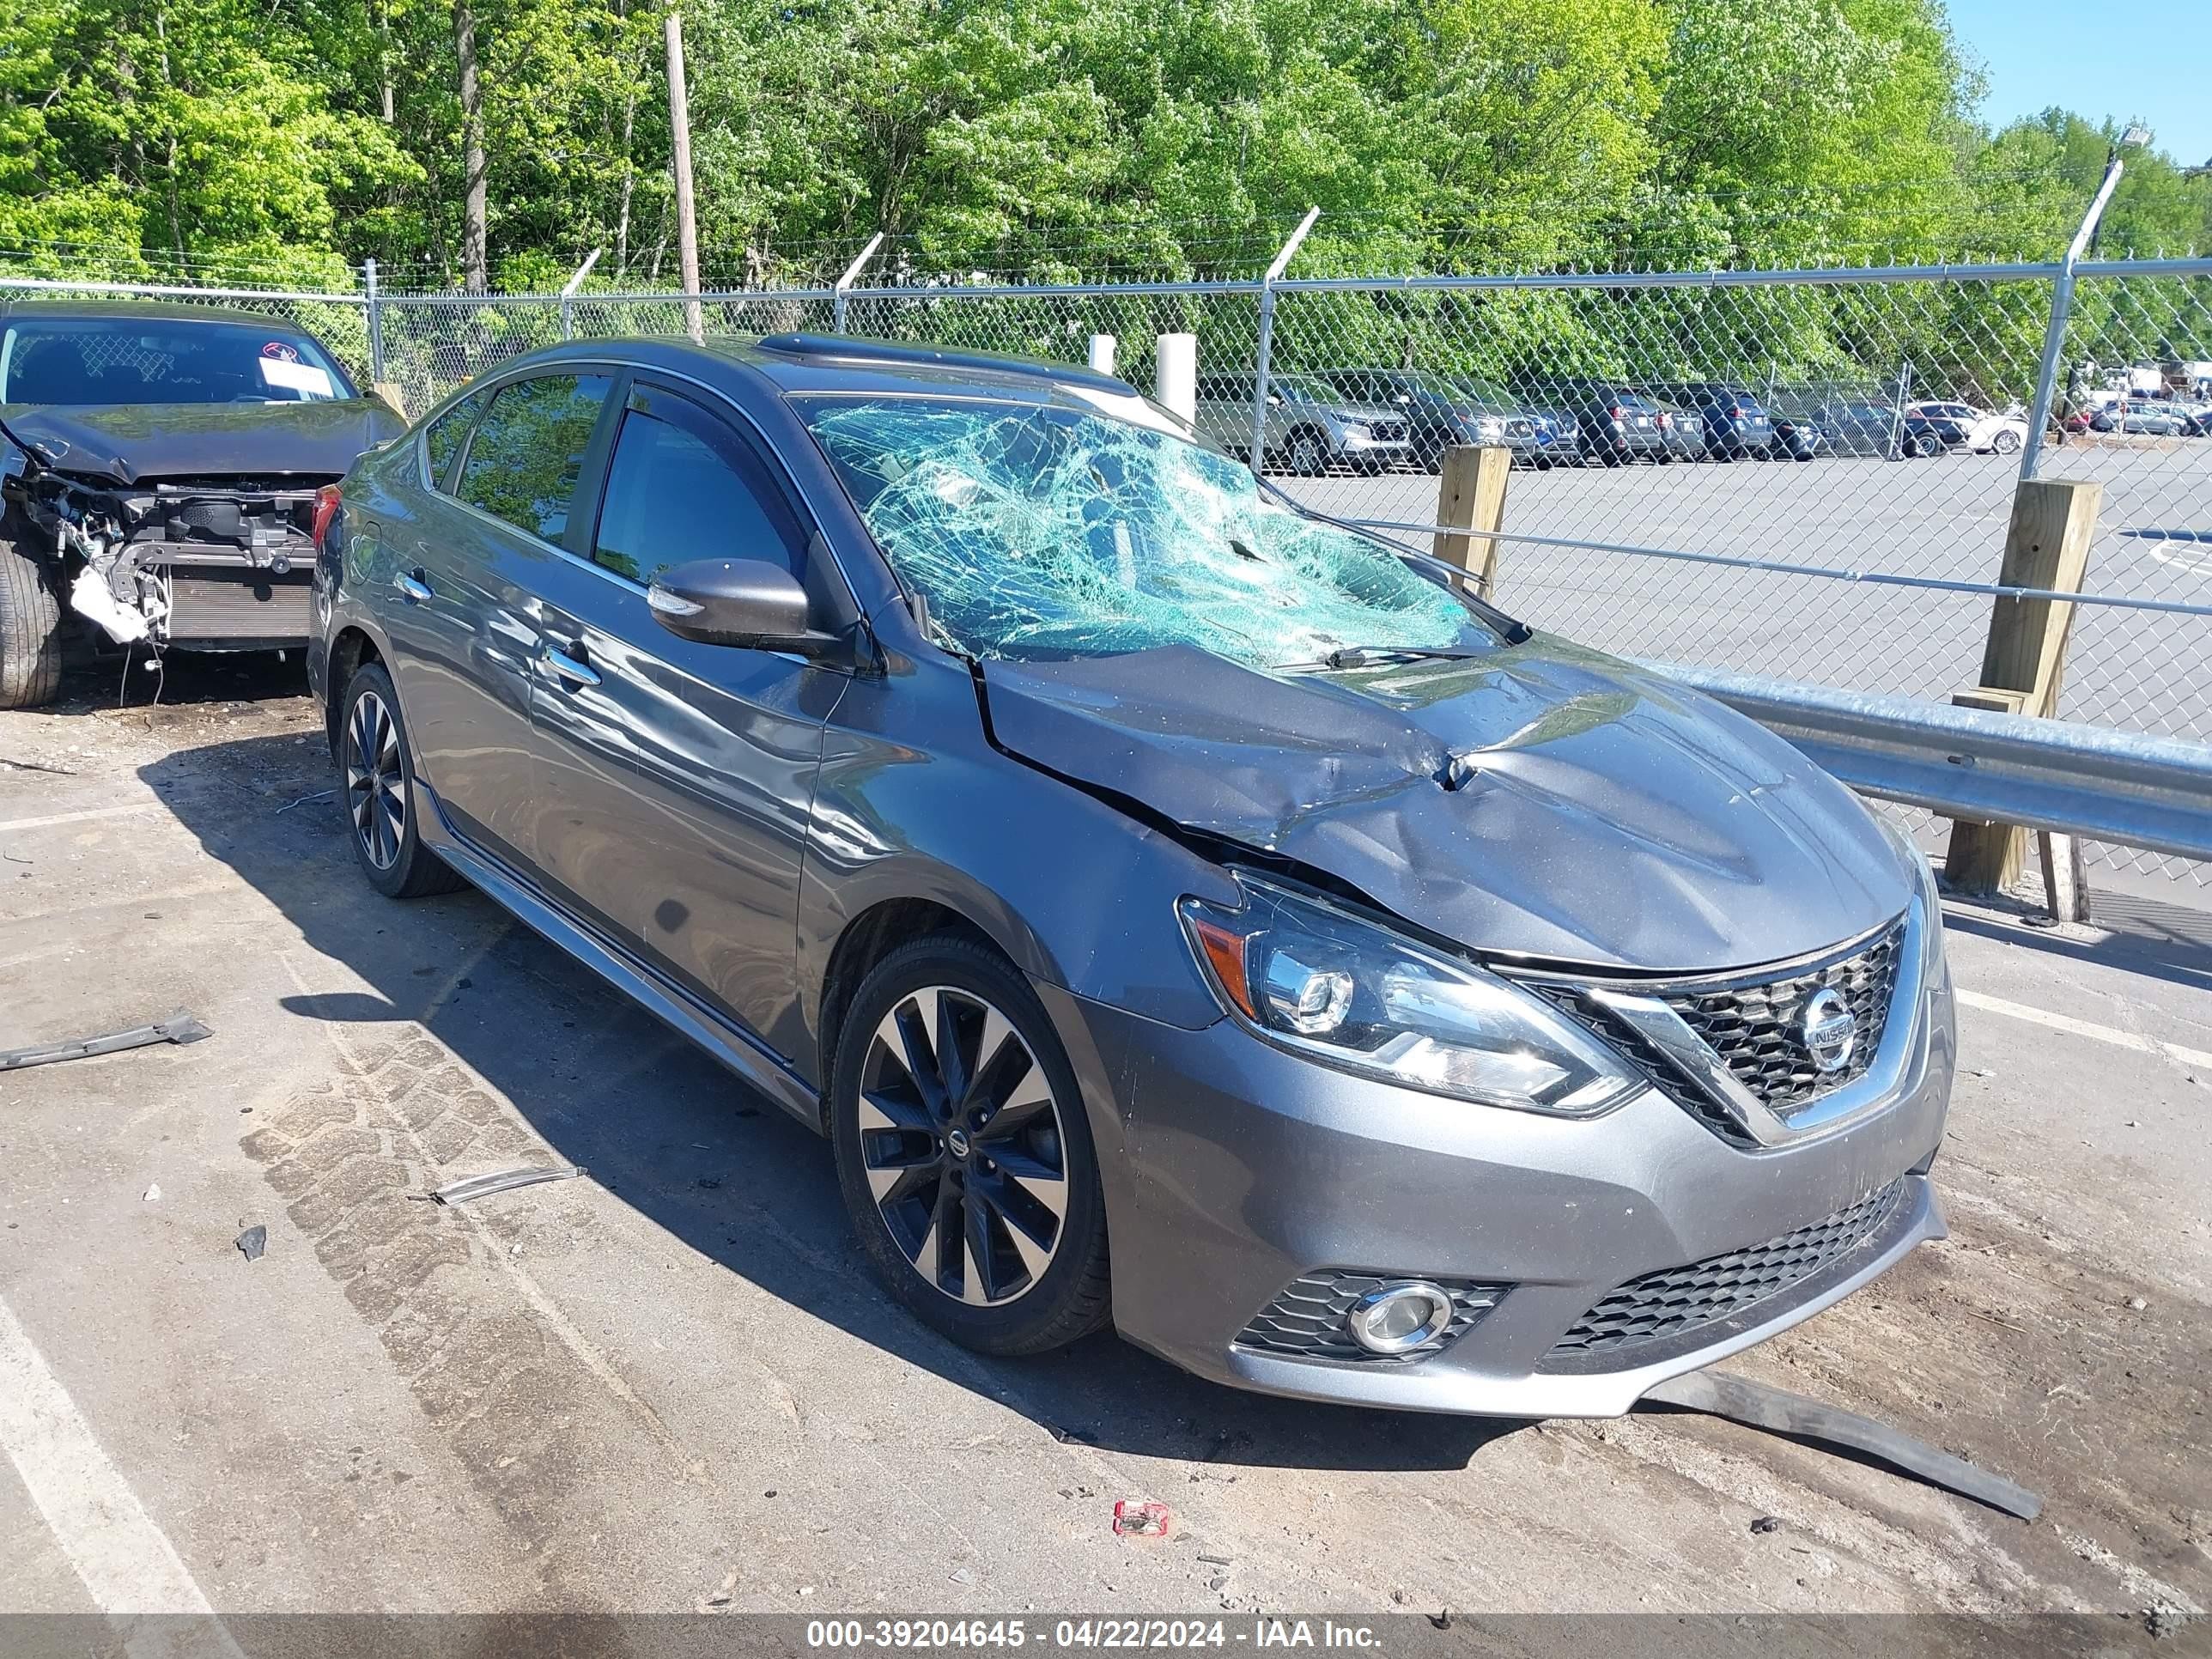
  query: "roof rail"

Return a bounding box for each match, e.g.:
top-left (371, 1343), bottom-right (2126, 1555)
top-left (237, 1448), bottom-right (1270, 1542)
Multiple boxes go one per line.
top-left (756, 332), bottom-right (1133, 394)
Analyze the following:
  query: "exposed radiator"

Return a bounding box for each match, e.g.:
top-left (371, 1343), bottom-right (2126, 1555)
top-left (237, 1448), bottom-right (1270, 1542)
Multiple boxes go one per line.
top-left (163, 570), bottom-right (314, 645)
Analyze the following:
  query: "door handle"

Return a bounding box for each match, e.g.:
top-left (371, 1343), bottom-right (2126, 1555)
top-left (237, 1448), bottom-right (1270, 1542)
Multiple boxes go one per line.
top-left (397, 571), bottom-right (433, 605)
top-left (542, 644), bottom-right (602, 688)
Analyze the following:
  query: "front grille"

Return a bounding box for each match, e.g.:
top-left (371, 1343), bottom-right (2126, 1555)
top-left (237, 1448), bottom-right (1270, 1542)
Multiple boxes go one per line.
top-left (1663, 919), bottom-right (1905, 1114)
top-left (1547, 1179), bottom-right (1907, 1360)
top-left (1235, 1270), bottom-right (1509, 1365)
top-left (1528, 916), bottom-right (1907, 1146)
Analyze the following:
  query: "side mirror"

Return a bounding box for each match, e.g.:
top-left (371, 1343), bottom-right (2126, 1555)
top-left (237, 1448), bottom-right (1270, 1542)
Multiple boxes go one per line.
top-left (647, 557), bottom-right (844, 659)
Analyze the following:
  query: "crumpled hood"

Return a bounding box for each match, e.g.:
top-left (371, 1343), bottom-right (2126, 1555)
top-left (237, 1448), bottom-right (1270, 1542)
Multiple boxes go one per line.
top-left (0, 399), bottom-right (403, 484)
top-left (981, 639), bottom-right (1911, 974)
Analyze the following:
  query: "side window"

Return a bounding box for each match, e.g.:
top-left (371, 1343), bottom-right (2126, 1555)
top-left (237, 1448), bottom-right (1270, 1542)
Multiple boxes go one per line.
top-left (455, 373), bottom-right (613, 542)
top-left (422, 391), bottom-right (484, 492)
top-left (592, 384), bottom-right (806, 586)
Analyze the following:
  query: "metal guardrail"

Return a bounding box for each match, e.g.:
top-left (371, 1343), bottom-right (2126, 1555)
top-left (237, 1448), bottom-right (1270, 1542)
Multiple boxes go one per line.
top-left (1650, 665), bottom-right (2212, 865)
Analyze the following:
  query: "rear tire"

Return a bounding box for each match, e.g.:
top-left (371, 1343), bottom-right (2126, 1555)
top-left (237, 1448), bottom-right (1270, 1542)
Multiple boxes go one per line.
top-left (0, 537), bottom-right (63, 710)
top-left (338, 662), bottom-right (466, 899)
top-left (830, 936), bottom-right (1111, 1357)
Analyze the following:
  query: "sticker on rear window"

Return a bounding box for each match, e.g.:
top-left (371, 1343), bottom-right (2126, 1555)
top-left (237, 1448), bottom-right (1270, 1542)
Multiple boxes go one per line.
top-left (258, 356), bottom-right (336, 398)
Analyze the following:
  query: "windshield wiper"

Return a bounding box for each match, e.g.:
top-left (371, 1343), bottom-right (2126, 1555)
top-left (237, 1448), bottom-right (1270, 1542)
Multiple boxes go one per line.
top-left (1291, 644), bottom-right (1495, 671)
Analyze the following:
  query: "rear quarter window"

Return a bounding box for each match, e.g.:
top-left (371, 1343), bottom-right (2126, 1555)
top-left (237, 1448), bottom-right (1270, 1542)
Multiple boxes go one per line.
top-left (422, 391), bottom-right (486, 491)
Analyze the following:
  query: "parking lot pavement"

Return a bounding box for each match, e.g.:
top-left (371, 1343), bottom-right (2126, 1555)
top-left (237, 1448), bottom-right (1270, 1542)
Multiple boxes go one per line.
top-left (0, 663), bottom-right (2207, 1628)
top-left (1285, 444), bottom-right (2212, 751)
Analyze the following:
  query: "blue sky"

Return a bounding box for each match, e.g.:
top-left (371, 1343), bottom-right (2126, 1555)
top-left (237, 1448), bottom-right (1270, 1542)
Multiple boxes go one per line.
top-left (1943, 0), bottom-right (2212, 167)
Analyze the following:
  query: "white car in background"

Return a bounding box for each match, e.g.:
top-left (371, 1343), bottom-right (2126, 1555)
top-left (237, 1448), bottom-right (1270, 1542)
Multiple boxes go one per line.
top-left (1905, 399), bottom-right (2030, 455)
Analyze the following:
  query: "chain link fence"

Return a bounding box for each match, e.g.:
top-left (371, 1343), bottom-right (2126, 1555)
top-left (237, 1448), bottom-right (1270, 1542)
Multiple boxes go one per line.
top-left (7, 254), bottom-right (2210, 878)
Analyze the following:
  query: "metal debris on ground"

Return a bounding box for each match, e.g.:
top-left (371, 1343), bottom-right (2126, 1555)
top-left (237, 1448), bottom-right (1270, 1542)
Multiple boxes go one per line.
top-left (274, 788), bottom-right (337, 816)
top-left (0, 1012), bottom-right (212, 1072)
top-left (1750, 1515), bottom-right (1783, 1534)
top-left (1641, 1368), bottom-right (2043, 1520)
top-left (235, 1225), bottom-right (266, 1261)
top-left (417, 1164), bottom-right (588, 1206)
top-left (1111, 1500), bottom-right (1171, 1539)
top-left (142, 1183), bottom-right (160, 1202)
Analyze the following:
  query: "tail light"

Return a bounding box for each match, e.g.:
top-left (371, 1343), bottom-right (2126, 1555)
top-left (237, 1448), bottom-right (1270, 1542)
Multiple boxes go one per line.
top-left (1657, 412), bottom-right (1673, 429)
top-left (312, 483), bottom-right (343, 552)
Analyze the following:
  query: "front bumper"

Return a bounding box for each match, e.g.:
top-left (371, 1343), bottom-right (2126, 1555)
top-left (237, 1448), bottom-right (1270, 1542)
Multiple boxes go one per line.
top-left (1038, 933), bottom-right (1954, 1419)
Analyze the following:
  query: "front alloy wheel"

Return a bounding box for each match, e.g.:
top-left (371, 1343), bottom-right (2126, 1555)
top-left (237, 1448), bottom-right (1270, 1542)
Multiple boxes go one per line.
top-left (832, 937), bottom-right (1111, 1355)
top-left (857, 986), bottom-right (1068, 1306)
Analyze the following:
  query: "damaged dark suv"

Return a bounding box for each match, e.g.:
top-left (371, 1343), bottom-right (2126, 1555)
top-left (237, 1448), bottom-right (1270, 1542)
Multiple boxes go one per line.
top-left (0, 301), bottom-right (404, 706)
top-left (311, 335), bottom-right (1954, 1417)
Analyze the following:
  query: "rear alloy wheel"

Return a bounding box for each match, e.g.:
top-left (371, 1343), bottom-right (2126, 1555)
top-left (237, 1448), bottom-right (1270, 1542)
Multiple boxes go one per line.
top-left (832, 938), bottom-right (1109, 1355)
top-left (339, 662), bottom-right (465, 899)
top-left (0, 538), bottom-right (63, 710)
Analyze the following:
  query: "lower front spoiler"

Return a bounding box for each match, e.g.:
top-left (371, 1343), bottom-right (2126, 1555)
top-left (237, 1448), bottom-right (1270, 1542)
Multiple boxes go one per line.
top-left (1218, 1174), bottom-right (1944, 1419)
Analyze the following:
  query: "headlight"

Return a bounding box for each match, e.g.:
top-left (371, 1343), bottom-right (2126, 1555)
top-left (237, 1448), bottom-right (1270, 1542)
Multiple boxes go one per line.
top-left (1178, 876), bottom-right (1642, 1116)
top-left (1471, 416), bottom-right (1505, 441)
top-left (1340, 422), bottom-right (1372, 441)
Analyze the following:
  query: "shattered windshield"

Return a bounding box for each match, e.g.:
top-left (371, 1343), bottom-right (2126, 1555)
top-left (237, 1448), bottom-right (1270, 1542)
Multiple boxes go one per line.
top-left (799, 397), bottom-right (1489, 668)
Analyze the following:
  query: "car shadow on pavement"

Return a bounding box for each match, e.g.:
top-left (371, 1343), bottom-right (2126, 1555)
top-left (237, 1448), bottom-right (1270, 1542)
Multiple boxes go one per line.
top-left (1942, 890), bottom-right (2212, 997)
top-left (142, 729), bottom-right (1524, 1476)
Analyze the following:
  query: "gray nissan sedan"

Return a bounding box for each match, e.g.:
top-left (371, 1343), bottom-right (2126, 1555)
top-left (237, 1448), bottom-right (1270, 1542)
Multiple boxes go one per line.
top-left (308, 334), bottom-right (1954, 1417)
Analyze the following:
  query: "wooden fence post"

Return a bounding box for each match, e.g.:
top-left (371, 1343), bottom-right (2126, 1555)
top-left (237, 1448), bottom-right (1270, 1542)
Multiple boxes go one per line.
top-left (1432, 445), bottom-right (1511, 596)
top-left (1943, 476), bottom-right (2103, 896)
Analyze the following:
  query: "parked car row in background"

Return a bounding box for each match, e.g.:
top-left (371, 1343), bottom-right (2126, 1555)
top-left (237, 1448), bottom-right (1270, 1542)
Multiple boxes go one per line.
top-left (2062, 394), bottom-right (2212, 437)
top-left (1188, 372), bottom-right (2105, 476)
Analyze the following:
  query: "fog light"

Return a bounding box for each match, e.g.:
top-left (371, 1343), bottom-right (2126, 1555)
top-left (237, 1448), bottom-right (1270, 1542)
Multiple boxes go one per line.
top-left (1346, 1281), bottom-right (1456, 1354)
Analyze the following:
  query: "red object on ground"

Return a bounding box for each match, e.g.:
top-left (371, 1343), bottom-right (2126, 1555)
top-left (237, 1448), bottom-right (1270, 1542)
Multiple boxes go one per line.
top-left (1112, 1500), bottom-right (1171, 1539)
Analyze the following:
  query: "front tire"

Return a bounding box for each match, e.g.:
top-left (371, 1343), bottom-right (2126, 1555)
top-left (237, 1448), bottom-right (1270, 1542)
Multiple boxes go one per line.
top-left (1992, 428), bottom-right (2023, 455)
top-left (0, 537), bottom-right (63, 710)
top-left (1286, 429), bottom-right (1328, 477)
top-left (339, 662), bottom-right (466, 899)
top-left (830, 937), bottom-right (1110, 1357)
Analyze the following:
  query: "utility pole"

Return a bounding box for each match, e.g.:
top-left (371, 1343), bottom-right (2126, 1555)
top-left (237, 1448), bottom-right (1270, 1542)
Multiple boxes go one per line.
top-left (664, 10), bottom-right (702, 342)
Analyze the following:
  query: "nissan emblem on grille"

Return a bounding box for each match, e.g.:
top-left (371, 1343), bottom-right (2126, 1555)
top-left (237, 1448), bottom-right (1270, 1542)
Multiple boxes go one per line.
top-left (1799, 987), bottom-right (1856, 1073)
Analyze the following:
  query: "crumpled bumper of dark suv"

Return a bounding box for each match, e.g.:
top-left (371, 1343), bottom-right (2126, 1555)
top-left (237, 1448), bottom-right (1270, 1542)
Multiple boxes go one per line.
top-left (1042, 894), bottom-right (1953, 1418)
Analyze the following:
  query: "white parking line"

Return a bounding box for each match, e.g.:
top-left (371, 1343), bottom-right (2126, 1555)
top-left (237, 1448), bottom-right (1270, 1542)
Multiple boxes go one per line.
top-left (0, 803), bottom-right (155, 835)
top-left (0, 1293), bottom-right (230, 1626)
top-left (1957, 987), bottom-right (2212, 1072)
